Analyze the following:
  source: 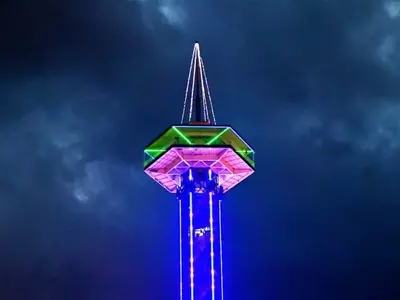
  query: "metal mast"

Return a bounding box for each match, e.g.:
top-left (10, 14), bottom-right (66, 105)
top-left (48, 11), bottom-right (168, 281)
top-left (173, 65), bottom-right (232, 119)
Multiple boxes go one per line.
top-left (181, 42), bottom-right (216, 125)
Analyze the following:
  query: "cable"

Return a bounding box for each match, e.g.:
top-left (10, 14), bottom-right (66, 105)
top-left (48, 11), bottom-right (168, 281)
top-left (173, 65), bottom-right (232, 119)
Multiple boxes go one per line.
top-left (196, 44), bottom-right (208, 122)
top-left (201, 65), bottom-right (210, 122)
top-left (200, 57), bottom-right (217, 124)
top-left (181, 46), bottom-right (196, 123)
top-left (188, 46), bottom-right (198, 122)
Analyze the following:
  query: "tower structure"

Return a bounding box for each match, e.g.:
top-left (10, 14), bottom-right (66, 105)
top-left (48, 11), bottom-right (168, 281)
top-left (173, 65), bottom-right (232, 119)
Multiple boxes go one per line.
top-left (144, 43), bottom-right (255, 300)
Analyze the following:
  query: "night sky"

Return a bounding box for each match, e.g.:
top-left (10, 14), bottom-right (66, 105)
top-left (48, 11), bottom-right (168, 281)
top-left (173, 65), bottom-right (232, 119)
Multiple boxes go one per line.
top-left (1, 0), bottom-right (400, 299)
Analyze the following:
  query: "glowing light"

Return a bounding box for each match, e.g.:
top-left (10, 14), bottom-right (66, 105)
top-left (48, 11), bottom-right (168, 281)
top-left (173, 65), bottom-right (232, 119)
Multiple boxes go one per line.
top-left (200, 57), bottom-right (217, 124)
top-left (144, 151), bottom-right (155, 159)
top-left (189, 169), bottom-right (193, 181)
top-left (180, 42), bottom-right (217, 124)
top-left (228, 127), bottom-right (254, 151)
top-left (144, 129), bottom-right (254, 161)
top-left (206, 127), bottom-right (230, 145)
top-left (208, 169), bottom-right (212, 180)
top-left (144, 149), bottom-right (164, 160)
top-left (236, 150), bottom-right (254, 153)
top-left (174, 125), bottom-right (226, 129)
top-left (145, 149), bottom-right (167, 152)
top-left (196, 43), bottom-right (209, 122)
top-left (181, 45), bottom-right (196, 123)
top-left (189, 192), bottom-right (195, 300)
top-left (171, 125), bottom-right (255, 152)
top-left (172, 126), bottom-right (193, 145)
top-left (219, 199), bottom-right (224, 300)
top-left (179, 200), bottom-right (183, 300)
top-left (209, 192), bottom-right (215, 300)
top-left (188, 47), bottom-right (197, 122)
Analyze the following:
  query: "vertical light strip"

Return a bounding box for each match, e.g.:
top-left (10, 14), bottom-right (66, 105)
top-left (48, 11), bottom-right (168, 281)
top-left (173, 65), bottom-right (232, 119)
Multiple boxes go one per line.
top-left (200, 57), bottom-right (217, 124)
top-left (188, 48), bottom-right (197, 121)
top-left (219, 199), bottom-right (224, 300)
top-left (189, 192), bottom-right (195, 300)
top-left (196, 44), bottom-right (208, 122)
top-left (181, 44), bottom-right (196, 124)
top-left (209, 192), bottom-right (216, 300)
top-left (178, 199), bottom-right (183, 300)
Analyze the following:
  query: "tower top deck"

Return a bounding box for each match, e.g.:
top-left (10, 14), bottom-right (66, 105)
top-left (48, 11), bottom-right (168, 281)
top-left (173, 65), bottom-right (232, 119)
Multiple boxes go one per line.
top-left (144, 43), bottom-right (255, 193)
top-left (144, 124), bottom-right (255, 193)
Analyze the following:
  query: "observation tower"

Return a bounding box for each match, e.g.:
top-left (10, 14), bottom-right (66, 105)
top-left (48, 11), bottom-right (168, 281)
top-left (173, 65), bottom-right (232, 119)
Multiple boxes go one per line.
top-left (144, 42), bottom-right (255, 300)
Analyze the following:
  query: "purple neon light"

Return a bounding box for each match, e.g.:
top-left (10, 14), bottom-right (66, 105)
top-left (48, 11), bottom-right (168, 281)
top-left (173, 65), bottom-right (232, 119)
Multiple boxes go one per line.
top-left (179, 200), bottom-right (183, 300)
top-left (178, 169), bottom-right (226, 299)
top-left (209, 192), bottom-right (216, 299)
top-left (144, 147), bottom-right (254, 193)
top-left (189, 191), bottom-right (194, 300)
top-left (219, 199), bottom-right (224, 300)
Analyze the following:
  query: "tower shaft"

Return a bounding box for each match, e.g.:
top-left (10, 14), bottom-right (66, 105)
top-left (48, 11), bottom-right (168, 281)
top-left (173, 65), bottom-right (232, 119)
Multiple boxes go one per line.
top-left (178, 168), bottom-right (224, 300)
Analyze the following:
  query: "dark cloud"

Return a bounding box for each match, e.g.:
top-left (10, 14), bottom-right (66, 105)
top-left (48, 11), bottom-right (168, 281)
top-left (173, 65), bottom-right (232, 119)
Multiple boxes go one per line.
top-left (1, 0), bottom-right (400, 299)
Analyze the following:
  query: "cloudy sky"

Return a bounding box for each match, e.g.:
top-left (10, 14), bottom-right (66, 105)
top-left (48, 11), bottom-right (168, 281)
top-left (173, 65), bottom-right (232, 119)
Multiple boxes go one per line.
top-left (1, 0), bottom-right (400, 299)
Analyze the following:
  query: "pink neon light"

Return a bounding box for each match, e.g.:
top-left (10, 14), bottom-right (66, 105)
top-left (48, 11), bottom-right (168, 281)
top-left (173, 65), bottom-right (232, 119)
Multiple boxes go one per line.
top-left (209, 192), bottom-right (216, 300)
top-left (144, 147), bottom-right (254, 193)
top-left (178, 200), bottom-right (183, 300)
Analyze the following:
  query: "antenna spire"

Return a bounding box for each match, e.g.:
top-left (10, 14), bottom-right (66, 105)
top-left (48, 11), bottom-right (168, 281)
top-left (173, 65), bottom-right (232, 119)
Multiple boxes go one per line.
top-left (181, 42), bottom-right (217, 125)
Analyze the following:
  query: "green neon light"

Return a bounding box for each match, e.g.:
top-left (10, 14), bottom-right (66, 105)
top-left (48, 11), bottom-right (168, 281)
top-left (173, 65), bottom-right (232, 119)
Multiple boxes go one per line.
top-left (174, 125), bottom-right (228, 130)
top-left (206, 127), bottom-right (230, 145)
top-left (145, 149), bottom-right (167, 152)
top-left (228, 127), bottom-right (254, 152)
top-left (172, 127), bottom-right (193, 144)
top-left (172, 125), bottom-right (255, 152)
top-left (236, 150), bottom-right (255, 153)
top-left (144, 150), bottom-right (155, 159)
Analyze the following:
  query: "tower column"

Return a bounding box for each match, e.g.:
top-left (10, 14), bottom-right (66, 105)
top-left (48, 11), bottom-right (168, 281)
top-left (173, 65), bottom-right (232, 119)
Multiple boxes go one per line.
top-left (177, 168), bottom-right (224, 300)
